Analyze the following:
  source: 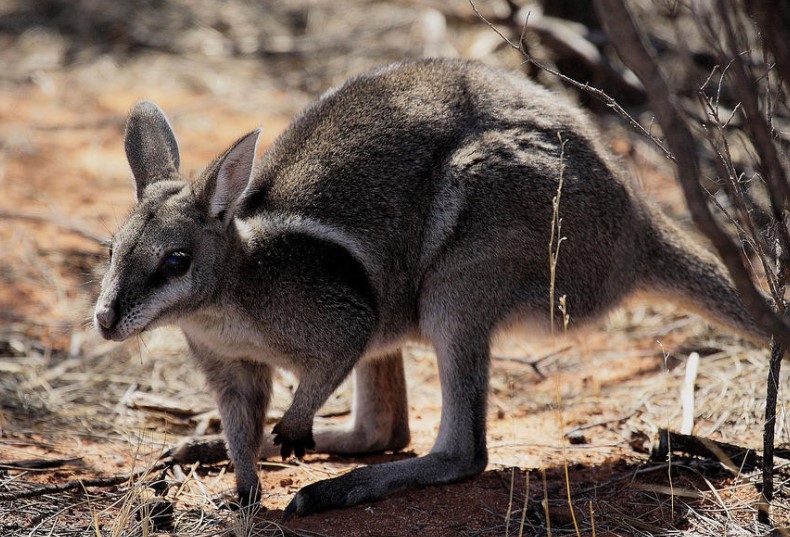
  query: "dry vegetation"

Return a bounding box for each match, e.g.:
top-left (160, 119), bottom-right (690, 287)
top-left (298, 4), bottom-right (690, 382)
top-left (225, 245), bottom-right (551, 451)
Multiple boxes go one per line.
top-left (1, 1), bottom-right (789, 535)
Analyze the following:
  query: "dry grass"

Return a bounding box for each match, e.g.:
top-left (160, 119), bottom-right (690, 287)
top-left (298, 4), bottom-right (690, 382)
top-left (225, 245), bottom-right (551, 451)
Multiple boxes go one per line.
top-left (0, 311), bottom-right (354, 535)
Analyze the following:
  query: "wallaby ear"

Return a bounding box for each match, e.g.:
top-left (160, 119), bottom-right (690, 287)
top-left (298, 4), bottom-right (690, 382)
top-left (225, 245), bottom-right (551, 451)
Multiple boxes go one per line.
top-left (124, 100), bottom-right (181, 202)
top-left (204, 129), bottom-right (261, 224)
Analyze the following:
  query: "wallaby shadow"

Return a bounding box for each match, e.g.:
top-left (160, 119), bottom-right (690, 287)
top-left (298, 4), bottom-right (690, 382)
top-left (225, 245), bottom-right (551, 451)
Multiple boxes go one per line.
top-left (257, 454), bottom-right (772, 537)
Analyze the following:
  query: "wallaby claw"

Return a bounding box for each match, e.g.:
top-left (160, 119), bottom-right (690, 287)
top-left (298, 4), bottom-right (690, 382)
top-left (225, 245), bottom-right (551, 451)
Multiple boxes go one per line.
top-left (272, 424), bottom-right (315, 460)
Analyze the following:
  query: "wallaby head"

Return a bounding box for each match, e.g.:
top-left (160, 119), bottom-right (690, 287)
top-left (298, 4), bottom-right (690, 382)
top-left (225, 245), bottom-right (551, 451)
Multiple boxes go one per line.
top-left (94, 101), bottom-right (261, 341)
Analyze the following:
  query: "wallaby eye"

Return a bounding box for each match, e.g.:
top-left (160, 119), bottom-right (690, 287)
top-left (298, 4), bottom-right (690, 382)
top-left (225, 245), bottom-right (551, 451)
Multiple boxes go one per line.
top-left (108, 243), bottom-right (114, 260)
top-left (159, 251), bottom-right (191, 277)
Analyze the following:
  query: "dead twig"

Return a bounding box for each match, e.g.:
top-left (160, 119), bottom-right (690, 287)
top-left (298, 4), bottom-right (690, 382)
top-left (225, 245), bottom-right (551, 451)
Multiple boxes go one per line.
top-left (491, 344), bottom-right (572, 379)
top-left (0, 461), bottom-right (167, 501)
top-left (716, 1), bottom-right (790, 265)
top-left (651, 428), bottom-right (761, 472)
top-left (697, 68), bottom-right (782, 304)
top-left (759, 235), bottom-right (787, 523)
top-left (563, 408), bottom-right (639, 438)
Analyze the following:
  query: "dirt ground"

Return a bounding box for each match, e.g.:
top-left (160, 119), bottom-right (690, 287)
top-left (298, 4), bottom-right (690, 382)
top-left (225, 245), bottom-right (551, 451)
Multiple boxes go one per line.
top-left (1, 1), bottom-right (788, 536)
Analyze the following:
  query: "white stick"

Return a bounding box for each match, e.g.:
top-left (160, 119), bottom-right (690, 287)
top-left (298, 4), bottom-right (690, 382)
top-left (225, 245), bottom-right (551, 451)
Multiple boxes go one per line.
top-left (680, 352), bottom-right (700, 434)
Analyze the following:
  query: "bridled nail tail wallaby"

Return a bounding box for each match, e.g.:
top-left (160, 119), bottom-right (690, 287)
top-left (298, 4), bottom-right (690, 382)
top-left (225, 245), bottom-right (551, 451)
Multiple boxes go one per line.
top-left (94, 58), bottom-right (767, 516)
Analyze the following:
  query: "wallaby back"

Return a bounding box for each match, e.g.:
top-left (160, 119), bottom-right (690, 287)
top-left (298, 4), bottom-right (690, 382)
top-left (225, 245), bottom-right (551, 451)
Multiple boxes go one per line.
top-left (241, 60), bottom-right (660, 332)
top-left (96, 58), bottom-right (765, 516)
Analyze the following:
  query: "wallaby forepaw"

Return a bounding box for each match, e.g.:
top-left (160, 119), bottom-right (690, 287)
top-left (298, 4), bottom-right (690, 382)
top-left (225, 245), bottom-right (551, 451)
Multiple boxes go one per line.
top-left (272, 423), bottom-right (315, 460)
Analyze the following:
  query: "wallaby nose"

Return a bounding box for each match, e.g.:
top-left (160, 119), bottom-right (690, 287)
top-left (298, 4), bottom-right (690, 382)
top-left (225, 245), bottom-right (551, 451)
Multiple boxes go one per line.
top-left (95, 300), bottom-right (118, 331)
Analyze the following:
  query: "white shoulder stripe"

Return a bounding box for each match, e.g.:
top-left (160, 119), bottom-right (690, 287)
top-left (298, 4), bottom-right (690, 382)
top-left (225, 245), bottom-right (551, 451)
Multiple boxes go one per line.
top-left (237, 213), bottom-right (371, 268)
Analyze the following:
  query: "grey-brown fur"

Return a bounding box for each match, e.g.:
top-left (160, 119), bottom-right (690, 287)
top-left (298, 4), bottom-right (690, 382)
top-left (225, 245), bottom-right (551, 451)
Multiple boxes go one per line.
top-left (94, 58), bottom-right (765, 516)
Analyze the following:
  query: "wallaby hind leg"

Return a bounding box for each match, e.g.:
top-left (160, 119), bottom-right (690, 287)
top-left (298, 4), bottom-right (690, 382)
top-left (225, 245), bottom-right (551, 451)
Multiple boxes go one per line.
top-left (187, 339), bottom-right (272, 507)
top-left (313, 350), bottom-right (410, 454)
top-left (285, 328), bottom-right (489, 517)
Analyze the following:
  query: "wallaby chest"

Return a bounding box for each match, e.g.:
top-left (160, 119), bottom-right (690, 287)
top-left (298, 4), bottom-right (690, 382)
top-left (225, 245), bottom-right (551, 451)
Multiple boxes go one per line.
top-left (180, 308), bottom-right (300, 372)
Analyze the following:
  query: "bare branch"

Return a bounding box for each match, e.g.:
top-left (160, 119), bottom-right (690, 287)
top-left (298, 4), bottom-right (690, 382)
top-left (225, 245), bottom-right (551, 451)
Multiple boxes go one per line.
top-left (696, 84), bottom-right (781, 303)
top-left (651, 428), bottom-right (760, 472)
top-left (593, 0), bottom-right (790, 349)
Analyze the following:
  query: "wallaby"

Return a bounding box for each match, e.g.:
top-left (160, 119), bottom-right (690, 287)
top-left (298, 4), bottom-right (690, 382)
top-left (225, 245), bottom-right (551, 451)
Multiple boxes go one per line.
top-left (94, 58), bottom-right (765, 517)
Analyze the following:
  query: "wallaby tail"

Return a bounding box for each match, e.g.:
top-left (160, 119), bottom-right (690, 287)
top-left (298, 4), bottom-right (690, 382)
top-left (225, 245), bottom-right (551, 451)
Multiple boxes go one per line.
top-left (637, 209), bottom-right (769, 345)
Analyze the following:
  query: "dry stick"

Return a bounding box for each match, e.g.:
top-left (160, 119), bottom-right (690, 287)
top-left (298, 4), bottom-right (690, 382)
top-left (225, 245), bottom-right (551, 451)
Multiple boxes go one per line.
top-left (759, 337), bottom-right (785, 523)
top-left (696, 74), bottom-right (782, 304)
top-left (491, 344), bottom-right (573, 380)
top-left (712, 6), bottom-right (790, 525)
top-left (695, 12), bottom-right (790, 271)
top-left (505, 467), bottom-right (515, 537)
top-left (494, 0), bottom-right (646, 103)
top-left (0, 461), bottom-right (167, 501)
top-left (759, 236), bottom-right (787, 524)
top-left (563, 408), bottom-right (638, 438)
top-left (652, 429), bottom-right (760, 473)
top-left (680, 352), bottom-right (700, 435)
top-left (592, 0), bottom-right (790, 350)
top-left (518, 471), bottom-right (530, 537)
top-left (541, 468), bottom-right (551, 537)
top-left (0, 457), bottom-right (82, 471)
